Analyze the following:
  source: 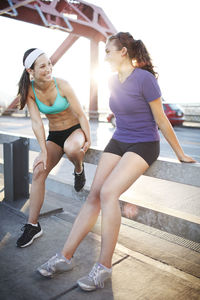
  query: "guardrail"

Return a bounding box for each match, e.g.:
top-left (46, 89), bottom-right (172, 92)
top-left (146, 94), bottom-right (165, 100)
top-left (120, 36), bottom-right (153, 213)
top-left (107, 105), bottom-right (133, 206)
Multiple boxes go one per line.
top-left (0, 131), bottom-right (200, 243)
top-left (181, 104), bottom-right (200, 122)
top-left (1, 105), bottom-right (200, 123)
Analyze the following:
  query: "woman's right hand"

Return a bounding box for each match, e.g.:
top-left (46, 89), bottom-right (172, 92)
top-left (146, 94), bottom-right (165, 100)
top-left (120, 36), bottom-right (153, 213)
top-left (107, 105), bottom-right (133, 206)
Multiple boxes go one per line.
top-left (81, 140), bottom-right (91, 154)
top-left (33, 151), bottom-right (47, 171)
top-left (178, 154), bottom-right (196, 163)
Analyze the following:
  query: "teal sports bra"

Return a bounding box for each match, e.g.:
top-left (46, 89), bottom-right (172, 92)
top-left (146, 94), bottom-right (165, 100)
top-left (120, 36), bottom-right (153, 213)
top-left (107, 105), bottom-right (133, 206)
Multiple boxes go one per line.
top-left (32, 78), bottom-right (70, 114)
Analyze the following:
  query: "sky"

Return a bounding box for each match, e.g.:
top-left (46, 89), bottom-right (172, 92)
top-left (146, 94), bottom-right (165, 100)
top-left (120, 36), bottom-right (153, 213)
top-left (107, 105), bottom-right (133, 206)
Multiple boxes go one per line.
top-left (0, 0), bottom-right (200, 109)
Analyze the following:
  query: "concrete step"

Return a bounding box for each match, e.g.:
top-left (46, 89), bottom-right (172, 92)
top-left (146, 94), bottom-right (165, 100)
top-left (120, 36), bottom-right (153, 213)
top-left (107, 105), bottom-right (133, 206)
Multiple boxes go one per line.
top-left (120, 176), bottom-right (200, 243)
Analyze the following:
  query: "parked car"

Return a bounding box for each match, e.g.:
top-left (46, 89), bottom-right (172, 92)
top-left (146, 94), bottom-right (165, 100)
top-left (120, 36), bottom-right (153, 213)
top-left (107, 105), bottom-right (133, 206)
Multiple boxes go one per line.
top-left (163, 103), bottom-right (184, 126)
top-left (107, 103), bottom-right (185, 127)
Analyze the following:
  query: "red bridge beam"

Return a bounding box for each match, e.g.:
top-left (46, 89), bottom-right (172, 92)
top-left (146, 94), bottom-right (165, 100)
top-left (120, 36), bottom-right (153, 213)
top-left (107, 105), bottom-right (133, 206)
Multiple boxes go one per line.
top-left (0, 0), bottom-right (117, 119)
top-left (0, 0), bottom-right (116, 40)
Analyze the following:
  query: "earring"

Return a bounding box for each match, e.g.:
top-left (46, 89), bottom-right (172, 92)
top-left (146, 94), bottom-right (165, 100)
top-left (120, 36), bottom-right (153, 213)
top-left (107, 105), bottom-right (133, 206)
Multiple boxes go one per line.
top-left (29, 74), bottom-right (34, 81)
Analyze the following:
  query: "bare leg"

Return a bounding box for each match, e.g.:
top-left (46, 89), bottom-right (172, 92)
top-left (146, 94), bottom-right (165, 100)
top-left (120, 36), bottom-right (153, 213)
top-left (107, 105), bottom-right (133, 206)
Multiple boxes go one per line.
top-left (28, 141), bottom-right (63, 224)
top-left (63, 129), bottom-right (85, 173)
top-left (62, 153), bottom-right (121, 259)
top-left (99, 152), bottom-right (149, 268)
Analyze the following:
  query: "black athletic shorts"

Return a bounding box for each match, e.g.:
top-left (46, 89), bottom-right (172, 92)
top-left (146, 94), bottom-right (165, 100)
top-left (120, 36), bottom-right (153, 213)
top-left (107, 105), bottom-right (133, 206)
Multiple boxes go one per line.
top-left (104, 138), bottom-right (160, 166)
top-left (47, 124), bottom-right (81, 149)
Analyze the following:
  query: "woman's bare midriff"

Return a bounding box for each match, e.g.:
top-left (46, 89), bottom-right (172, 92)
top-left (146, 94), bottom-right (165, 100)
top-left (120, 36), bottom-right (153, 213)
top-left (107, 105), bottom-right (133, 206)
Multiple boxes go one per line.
top-left (46, 106), bottom-right (79, 131)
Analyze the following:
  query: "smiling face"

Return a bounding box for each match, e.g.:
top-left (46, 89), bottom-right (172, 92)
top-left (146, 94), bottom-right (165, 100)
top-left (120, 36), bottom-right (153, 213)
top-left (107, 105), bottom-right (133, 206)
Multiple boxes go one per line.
top-left (105, 40), bottom-right (122, 71)
top-left (105, 39), bottom-right (130, 73)
top-left (30, 54), bottom-right (53, 82)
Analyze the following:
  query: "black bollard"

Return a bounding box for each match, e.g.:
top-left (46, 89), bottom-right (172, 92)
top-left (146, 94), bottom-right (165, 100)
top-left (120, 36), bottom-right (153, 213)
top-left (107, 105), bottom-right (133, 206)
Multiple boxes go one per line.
top-left (3, 137), bottom-right (29, 202)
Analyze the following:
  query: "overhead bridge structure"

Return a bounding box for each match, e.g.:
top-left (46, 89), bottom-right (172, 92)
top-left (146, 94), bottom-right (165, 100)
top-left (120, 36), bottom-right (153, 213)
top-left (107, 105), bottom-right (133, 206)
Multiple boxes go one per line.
top-left (0, 0), bottom-right (116, 118)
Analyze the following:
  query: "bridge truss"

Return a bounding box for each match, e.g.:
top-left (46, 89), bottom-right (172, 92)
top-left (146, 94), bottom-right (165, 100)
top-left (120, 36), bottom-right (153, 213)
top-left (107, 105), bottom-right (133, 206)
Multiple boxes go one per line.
top-left (0, 0), bottom-right (117, 118)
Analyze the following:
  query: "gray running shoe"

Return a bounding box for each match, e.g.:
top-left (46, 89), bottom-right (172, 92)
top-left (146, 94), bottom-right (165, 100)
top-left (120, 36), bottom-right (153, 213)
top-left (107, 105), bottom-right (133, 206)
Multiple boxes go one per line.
top-left (77, 263), bottom-right (112, 291)
top-left (37, 253), bottom-right (74, 278)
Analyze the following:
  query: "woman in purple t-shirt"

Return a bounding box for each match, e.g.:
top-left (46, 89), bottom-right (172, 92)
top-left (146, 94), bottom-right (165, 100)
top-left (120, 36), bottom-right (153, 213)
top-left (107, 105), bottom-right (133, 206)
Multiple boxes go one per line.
top-left (37, 32), bottom-right (196, 290)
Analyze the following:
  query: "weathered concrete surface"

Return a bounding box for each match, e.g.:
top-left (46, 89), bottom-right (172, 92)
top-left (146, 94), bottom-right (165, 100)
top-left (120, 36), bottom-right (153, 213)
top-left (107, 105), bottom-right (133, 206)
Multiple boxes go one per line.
top-left (0, 203), bottom-right (123, 300)
top-left (0, 187), bottom-right (200, 300)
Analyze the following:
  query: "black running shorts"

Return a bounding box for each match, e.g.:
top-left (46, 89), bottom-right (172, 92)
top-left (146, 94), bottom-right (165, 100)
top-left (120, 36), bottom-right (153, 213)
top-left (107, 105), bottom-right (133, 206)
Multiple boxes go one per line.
top-left (104, 138), bottom-right (160, 166)
top-left (47, 124), bottom-right (81, 148)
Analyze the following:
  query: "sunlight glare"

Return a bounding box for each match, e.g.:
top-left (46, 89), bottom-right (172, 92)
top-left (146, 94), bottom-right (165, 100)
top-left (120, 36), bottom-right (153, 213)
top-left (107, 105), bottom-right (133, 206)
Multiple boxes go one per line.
top-left (91, 63), bottom-right (112, 111)
top-left (91, 63), bottom-right (111, 84)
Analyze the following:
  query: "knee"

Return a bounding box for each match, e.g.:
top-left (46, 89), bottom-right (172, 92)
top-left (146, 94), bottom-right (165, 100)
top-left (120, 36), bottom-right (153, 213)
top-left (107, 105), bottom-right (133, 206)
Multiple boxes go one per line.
top-left (64, 142), bottom-right (80, 159)
top-left (86, 188), bottom-right (100, 208)
top-left (32, 164), bottom-right (48, 182)
top-left (100, 185), bottom-right (114, 207)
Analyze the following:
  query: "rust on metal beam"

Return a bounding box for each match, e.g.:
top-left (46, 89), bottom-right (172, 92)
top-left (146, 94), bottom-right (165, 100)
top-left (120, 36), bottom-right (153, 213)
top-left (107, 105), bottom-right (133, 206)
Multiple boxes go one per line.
top-left (50, 33), bottom-right (79, 65)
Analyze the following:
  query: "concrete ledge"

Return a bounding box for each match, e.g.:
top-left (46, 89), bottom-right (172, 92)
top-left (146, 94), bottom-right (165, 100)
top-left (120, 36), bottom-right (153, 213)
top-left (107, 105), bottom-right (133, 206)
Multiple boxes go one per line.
top-left (1, 131), bottom-right (200, 187)
top-left (144, 158), bottom-right (200, 187)
top-left (1, 131), bottom-right (200, 243)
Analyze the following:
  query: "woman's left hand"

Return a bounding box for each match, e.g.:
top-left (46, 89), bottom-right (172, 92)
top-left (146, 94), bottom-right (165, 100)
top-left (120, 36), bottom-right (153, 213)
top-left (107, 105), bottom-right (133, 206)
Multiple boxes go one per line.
top-left (179, 154), bottom-right (196, 163)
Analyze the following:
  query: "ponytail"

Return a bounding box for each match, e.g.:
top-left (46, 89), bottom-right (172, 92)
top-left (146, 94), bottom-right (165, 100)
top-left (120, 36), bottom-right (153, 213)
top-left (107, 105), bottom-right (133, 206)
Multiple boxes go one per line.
top-left (18, 69), bottom-right (31, 109)
top-left (18, 48), bottom-right (36, 109)
top-left (108, 32), bottom-right (158, 78)
top-left (131, 39), bottom-right (158, 78)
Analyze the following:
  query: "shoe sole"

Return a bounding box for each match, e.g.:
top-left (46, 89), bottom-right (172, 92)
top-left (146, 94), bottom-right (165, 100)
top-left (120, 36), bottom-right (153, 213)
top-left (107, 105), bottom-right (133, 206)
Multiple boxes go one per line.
top-left (18, 229), bottom-right (43, 248)
top-left (37, 265), bottom-right (74, 278)
top-left (77, 280), bottom-right (96, 291)
top-left (37, 268), bottom-right (53, 278)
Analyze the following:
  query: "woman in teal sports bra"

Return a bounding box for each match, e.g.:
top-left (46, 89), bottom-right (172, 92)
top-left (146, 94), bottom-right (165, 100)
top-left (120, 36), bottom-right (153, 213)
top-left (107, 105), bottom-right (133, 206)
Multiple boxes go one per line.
top-left (16, 48), bottom-right (91, 248)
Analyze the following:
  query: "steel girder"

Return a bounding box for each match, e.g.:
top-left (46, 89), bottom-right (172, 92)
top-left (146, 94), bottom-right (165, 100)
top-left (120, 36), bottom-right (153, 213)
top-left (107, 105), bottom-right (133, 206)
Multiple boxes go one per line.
top-left (0, 0), bottom-right (117, 118)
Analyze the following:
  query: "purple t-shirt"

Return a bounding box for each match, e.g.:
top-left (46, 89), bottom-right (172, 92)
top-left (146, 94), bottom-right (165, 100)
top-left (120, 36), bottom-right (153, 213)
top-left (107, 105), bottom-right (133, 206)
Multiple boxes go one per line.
top-left (109, 68), bottom-right (161, 143)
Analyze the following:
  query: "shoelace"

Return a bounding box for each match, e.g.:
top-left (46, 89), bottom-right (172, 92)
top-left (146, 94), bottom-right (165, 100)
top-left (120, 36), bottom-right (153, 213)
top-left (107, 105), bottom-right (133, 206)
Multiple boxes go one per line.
top-left (21, 224), bottom-right (29, 231)
top-left (46, 254), bottom-right (58, 271)
top-left (89, 265), bottom-right (104, 288)
top-left (21, 225), bottom-right (25, 231)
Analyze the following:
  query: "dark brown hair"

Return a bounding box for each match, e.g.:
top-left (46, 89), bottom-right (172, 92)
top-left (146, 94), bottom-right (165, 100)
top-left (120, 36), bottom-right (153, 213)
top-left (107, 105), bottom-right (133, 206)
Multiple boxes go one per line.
top-left (108, 32), bottom-right (158, 78)
top-left (18, 48), bottom-right (37, 109)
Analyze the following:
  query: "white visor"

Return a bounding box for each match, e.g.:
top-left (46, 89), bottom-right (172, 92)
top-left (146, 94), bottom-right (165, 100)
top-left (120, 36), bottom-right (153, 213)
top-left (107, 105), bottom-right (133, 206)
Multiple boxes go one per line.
top-left (24, 49), bottom-right (44, 69)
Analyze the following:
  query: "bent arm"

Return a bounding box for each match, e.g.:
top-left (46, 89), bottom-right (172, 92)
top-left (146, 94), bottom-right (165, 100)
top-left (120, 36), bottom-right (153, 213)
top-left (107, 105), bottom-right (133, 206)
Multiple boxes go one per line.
top-left (26, 95), bottom-right (47, 155)
top-left (149, 98), bottom-right (196, 163)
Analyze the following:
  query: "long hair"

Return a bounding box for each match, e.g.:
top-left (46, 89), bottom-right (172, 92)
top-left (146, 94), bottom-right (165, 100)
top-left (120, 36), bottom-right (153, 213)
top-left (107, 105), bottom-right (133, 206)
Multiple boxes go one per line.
top-left (18, 48), bottom-right (37, 109)
top-left (108, 32), bottom-right (158, 78)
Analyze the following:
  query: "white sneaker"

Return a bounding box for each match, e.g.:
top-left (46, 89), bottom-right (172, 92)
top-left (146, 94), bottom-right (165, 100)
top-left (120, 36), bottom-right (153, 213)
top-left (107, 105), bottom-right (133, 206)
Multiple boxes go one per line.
top-left (37, 253), bottom-right (74, 278)
top-left (77, 263), bottom-right (112, 291)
